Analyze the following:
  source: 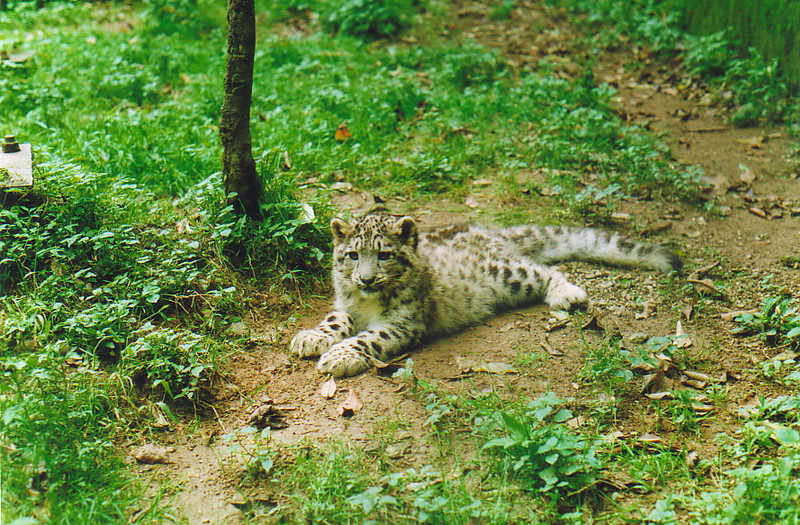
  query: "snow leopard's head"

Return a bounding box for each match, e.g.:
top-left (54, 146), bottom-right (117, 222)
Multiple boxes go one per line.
top-left (330, 212), bottom-right (419, 297)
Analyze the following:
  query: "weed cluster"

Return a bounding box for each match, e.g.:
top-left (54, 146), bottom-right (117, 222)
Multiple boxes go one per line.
top-left (735, 296), bottom-right (800, 384)
top-left (548, 0), bottom-right (799, 128)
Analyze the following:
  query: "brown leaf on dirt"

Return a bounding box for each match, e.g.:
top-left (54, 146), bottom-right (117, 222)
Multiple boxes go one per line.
top-left (566, 415), bottom-right (587, 429)
top-left (541, 337), bottom-right (564, 356)
top-left (320, 377), bottom-right (337, 399)
top-left (640, 220), bottom-right (672, 237)
top-left (247, 401), bottom-right (289, 430)
top-left (681, 378), bottom-right (707, 389)
top-left (5, 50), bottom-right (36, 63)
top-left (631, 361), bottom-right (656, 373)
top-left (151, 403), bottom-right (171, 430)
top-left (595, 471), bottom-right (651, 494)
top-left (338, 389), bottom-right (364, 417)
top-left (641, 369), bottom-right (679, 396)
top-left (736, 136), bottom-right (764, 150)
top-left (645, 390), bottom-right (675, 400)
top-left (700, 173), bottom-right (730, 199)
top-left (474, 362), bottom-right (518, 374)
top-left (685, 450), bottom-right (700, 468)
top-left (546, 318), bottom-right (570, 331)
top-left (748, 206), bottom-right (769, 220)
top-left (688, 261), bottom-right (720, 280)
top-left (681, 303), bottom-right (694, 321)
top-left (687, 279), bottom-right (726, 298)
top-left (736, 395), bottom-right (761, 418)
top-left (683, 370), bottom-right (715, 383)
top-left (636, 433), bottom-right (664, 444)
top-left (581, 316), bottom-right (604, 331)
top-left (334, 123), bottom-right (351, 141)
top-left (739, 165), bottom-right (757, 183)
top-left (635, 300), bottom-right (657, 319)
top-left (499, 320), bottom-right (529, 332)
top-left (133, 443), bottom-right (170, 465)
top-left (365, 353), bottom-right (410, 378)
top-left (675, 320), bottom-right (693, 348)
top-left (718, 309), bottom-right (759, 322)
top-left (692, 402), bottom-right (715, 415)
top-left (721, 370), bottom-right (741, 383)
top-left (455, 357), bottom-right (518, 375)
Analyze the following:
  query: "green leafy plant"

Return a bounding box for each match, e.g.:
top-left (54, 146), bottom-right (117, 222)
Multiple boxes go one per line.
top-left (687, 454), bottom-right (800, 524)
top-left (482, 393), bottom-right (601, 494)
top-left (322, 0), bottom-right (417, 39)
top-left (734, 296), bottom-right (800, 349)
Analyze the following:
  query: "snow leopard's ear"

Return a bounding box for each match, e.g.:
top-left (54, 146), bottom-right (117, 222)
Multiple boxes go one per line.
top-left (331, 218), bottom-right (353, 245)
top-left (393, 216), bottom-right (418, 247)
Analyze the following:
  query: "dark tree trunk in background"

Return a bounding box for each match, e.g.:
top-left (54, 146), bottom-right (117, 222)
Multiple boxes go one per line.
top-left (220, 0), bottom-right (260, 219)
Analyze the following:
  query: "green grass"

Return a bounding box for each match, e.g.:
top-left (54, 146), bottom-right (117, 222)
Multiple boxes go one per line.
top-left (678, 0), bottom-right (800, 86)
top-left (547, 0), bottom-right (799, 128)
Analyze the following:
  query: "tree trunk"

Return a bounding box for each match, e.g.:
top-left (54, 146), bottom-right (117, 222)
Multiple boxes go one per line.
top-left (220, 0), bottom-right (260, 219)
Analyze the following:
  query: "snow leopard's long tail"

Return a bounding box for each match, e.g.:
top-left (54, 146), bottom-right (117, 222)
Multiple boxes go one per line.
top-left (501, 225), bottom-right (682, 273)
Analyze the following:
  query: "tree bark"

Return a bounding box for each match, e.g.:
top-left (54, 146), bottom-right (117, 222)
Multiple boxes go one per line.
top-left (220, 0), bottom-right (260, 219)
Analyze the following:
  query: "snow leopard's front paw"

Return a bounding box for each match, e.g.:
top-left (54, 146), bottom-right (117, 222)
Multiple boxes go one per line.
top-left (290, 329), bottom-right (338, 358)
top-left (545, 281), bottom-right (587, 311)
top-left (317, 341), bottom-right (371, 378)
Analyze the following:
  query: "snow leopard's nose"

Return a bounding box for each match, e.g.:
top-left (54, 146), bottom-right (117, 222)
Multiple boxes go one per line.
top-left (359, 276), bottom-right (376, 286)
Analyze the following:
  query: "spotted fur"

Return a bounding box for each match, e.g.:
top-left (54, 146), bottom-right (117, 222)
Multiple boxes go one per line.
top-left (290, 212), bottom-right (681, 377)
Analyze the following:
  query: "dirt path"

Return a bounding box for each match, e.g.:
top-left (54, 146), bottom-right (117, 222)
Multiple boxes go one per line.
top-left (132, 3), bottom-right (799, 522)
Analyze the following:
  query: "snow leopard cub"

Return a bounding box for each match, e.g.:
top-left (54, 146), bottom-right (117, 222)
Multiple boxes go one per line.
top-left (291, 212), bottom-right (681, 377)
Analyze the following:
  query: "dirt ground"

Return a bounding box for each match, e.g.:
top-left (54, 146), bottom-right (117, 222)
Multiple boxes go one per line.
top-left (130, 2), bottom-right (800, 523)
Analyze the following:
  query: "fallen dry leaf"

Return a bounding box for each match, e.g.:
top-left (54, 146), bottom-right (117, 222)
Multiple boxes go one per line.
top-left (683, 370), bottom-right (715, 383)
top-left (736, 395), bottom-right (761, 418)
top-left (636, 433), bottom-right (664, 444)
top-left (685, 450), bottom-right (700, 468)
top-left (681, 378), bottom-right (707, 389)
top-left (748, 207), bottom-right (769, 220)
top-left (546, 319), bottom-right (570, 332)
top-left (688, 261), bottom-right (720, 280)
top-left (541, 337), bottom-right (564, 356)
top-left (645, 390), bottom-right (675, 400)
top-left (721, 370), bottom-right (741, 383)
top-left (635, 300), bottom-right (657, 319)
top-left (369, 353), bottom-right (411, 378)
top-left (675, 320), bottom-right (693, 348)
top-left (320, 377), bottom-right (337, 399)
top-left (334, 123), bottom-right (351, 141)
top-left (641, 369), bottom-right (679, 396)
top-left (133, 444), bottom-right (170, 465)
top-left (581, 316), bottom-right (604, 331)
top-left (681, 303), bottom-right (694, 321)
top-left (455, 357), bottom-right (518, 375)
top-left (338, 389), bottom-right (364, 417)
top-left (247, 402), bottom-right (289, 430)
top-left (473, 362), bottom-right (518, 374)
top-left (692, 402), bottom-right (715, 415)
top-left (739, 165), bottom-right (757, 183)
top-left (718, 309), bottom-right (759, 322)
top-left (566, 415), bottom-right (587, 429)
top-left (687, 279), bottom-right (726, 298)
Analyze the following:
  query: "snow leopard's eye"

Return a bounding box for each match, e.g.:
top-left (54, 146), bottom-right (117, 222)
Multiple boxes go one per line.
top-left (377, 251), bottom-right (393, 261)
top-left (346, 251), bottom-right (359, 260)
